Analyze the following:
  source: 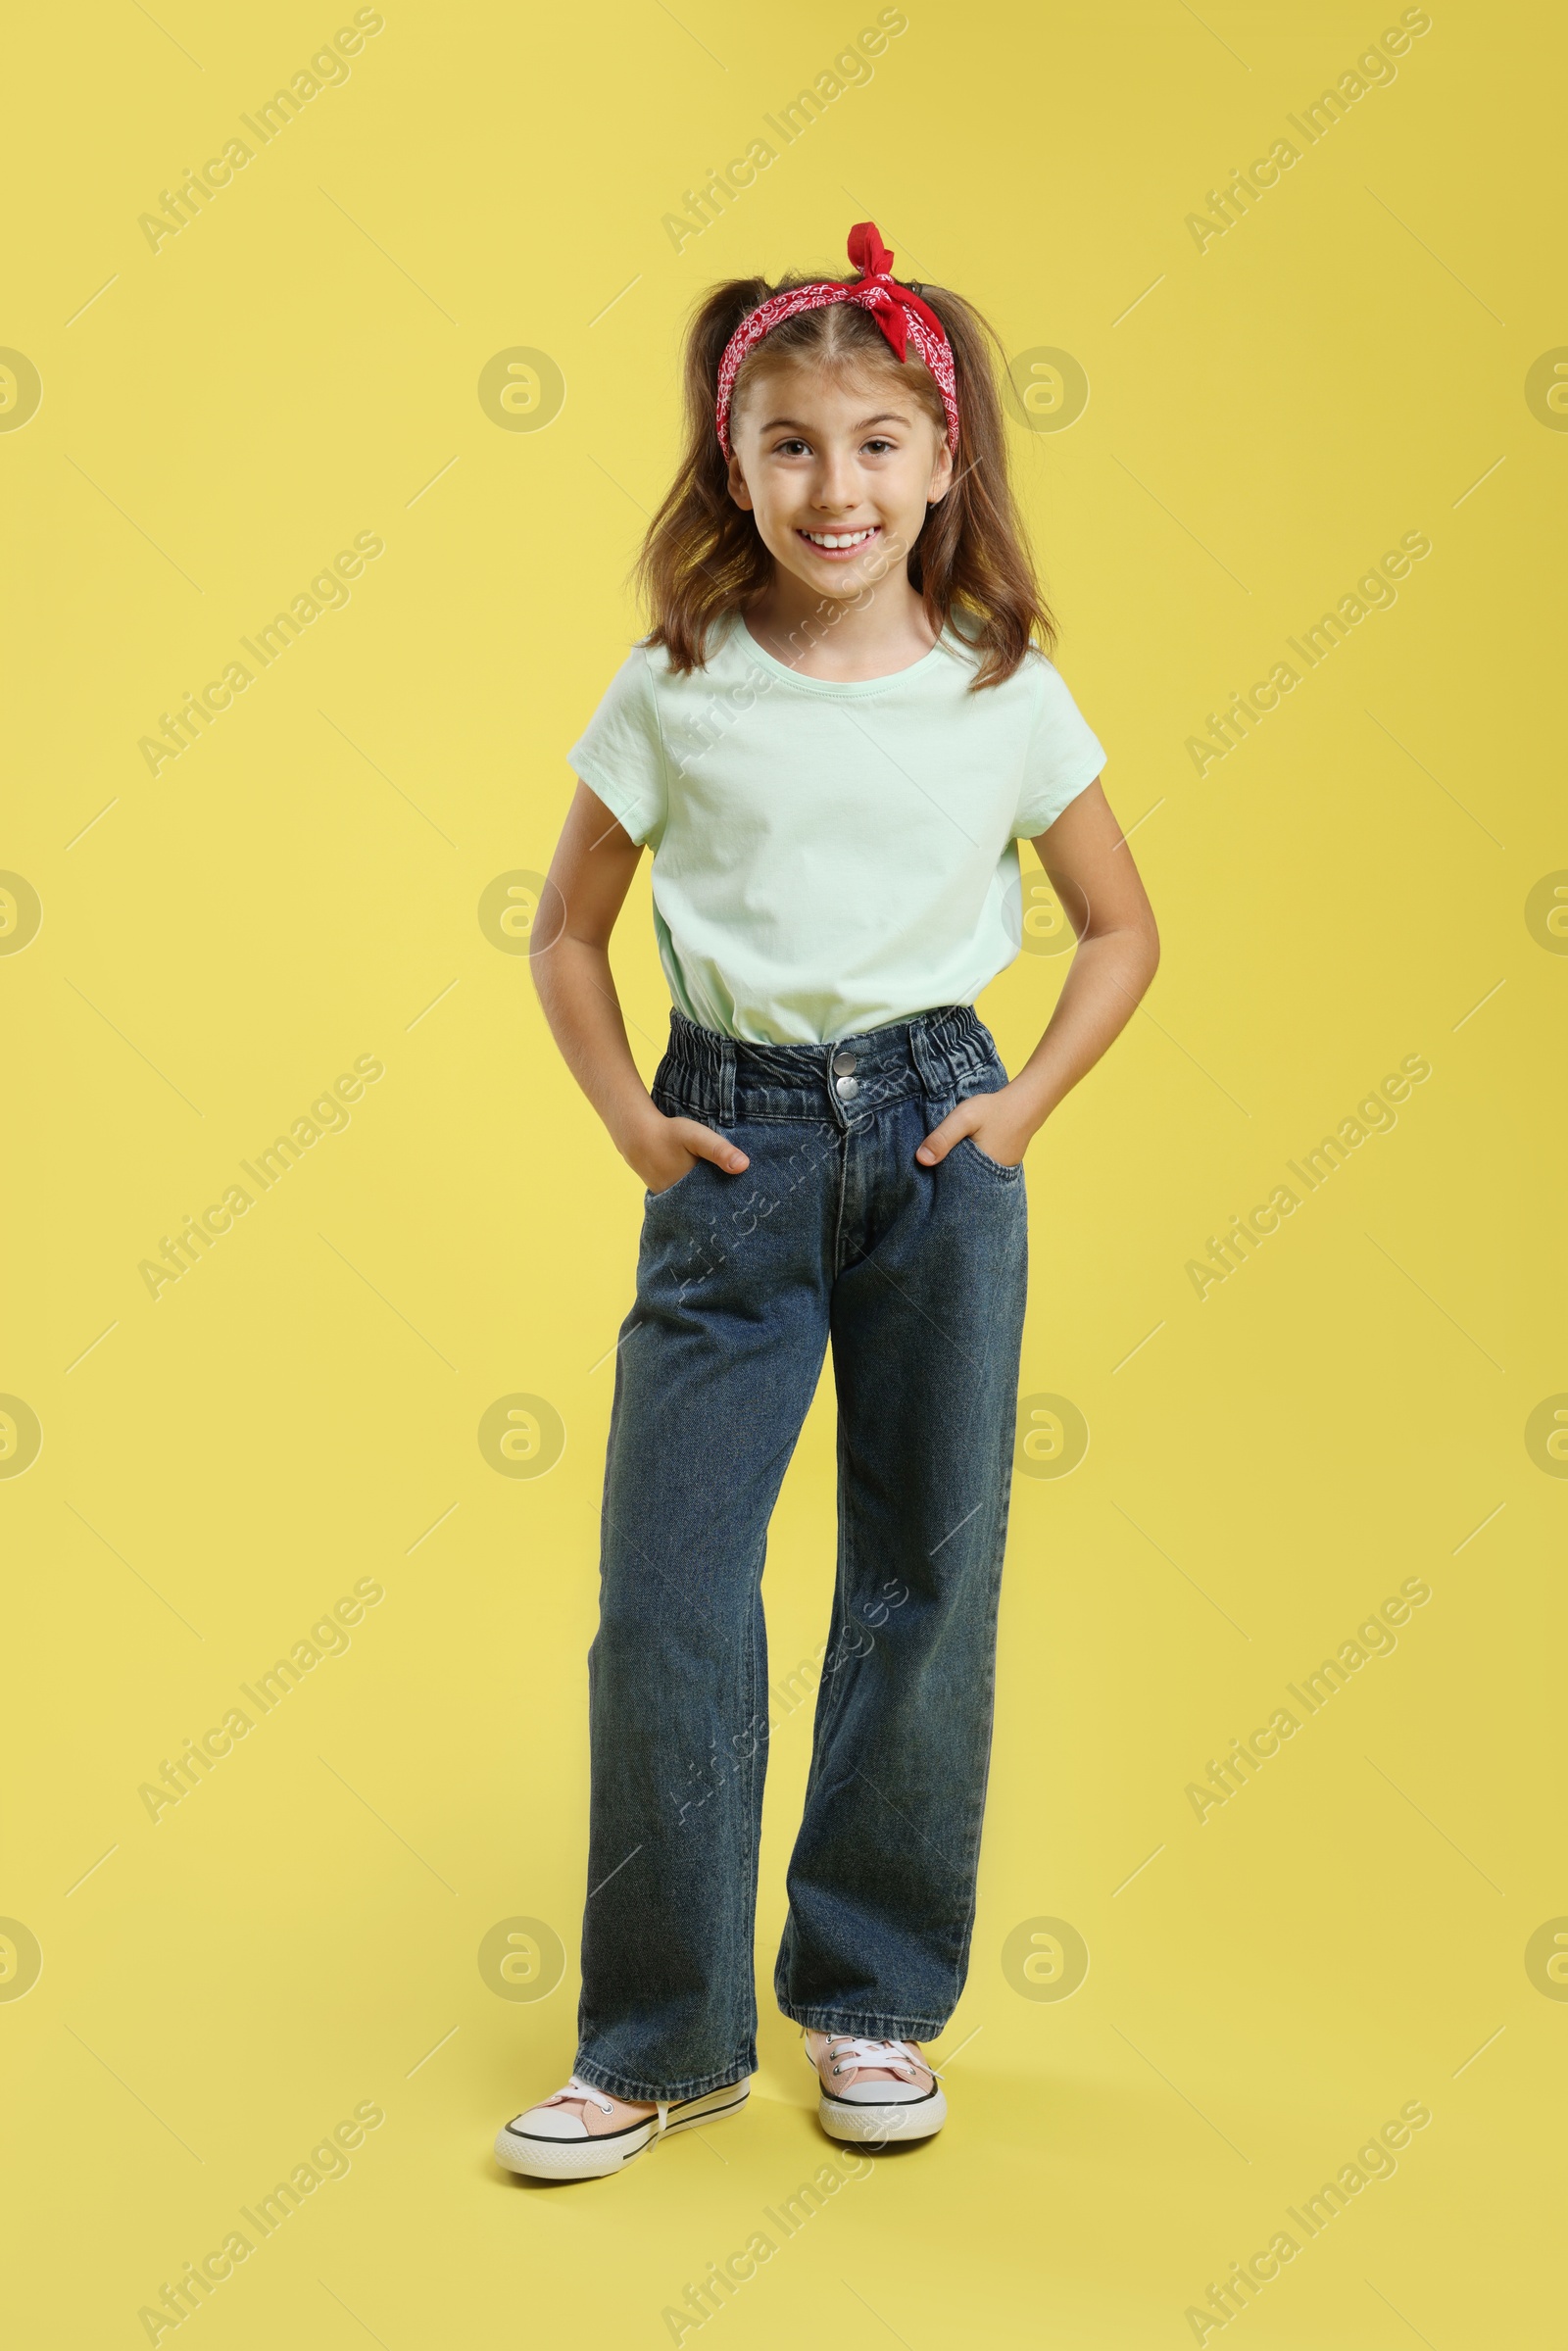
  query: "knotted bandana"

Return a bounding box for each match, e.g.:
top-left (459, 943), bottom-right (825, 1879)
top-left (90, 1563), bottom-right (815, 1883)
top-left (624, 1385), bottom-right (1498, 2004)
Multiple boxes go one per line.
top-left (714, 221), bottom-right (959, 460)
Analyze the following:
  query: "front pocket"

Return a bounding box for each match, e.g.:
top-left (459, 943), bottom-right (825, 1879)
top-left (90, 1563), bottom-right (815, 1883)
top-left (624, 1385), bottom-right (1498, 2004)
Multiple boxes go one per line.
top-left (944, 1065), bottom-right (1024, 1184)
top-left (955, 1134), bottom-right (1024, 1183)
top-left (644, 1157), bottom-right (703, 1205)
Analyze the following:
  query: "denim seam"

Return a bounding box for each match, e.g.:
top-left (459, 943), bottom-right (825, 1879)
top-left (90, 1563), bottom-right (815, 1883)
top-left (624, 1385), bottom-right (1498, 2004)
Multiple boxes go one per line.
top-left (829, 1118), bottom-right (850, 1280)
top-left (658, 1042), bottom-right (994, 1125)
top-left (777, 2001), bottom-right (950, 2040)
top-left (823, 1406), bottom-right (866, 1763)
top-left (806, 1407), bottom-right (862, 1789)
top-left (734, 1538), bottom-right (762, 2057)
top-left (941, 1260), bottom-right (1025, 2013)
top-left (773, 1325), bottom-right (874, 2019)
top-left (947, 1538), bottom-right (1004, 2011)
top-left (662, 1103), bottom-right (920, 1128)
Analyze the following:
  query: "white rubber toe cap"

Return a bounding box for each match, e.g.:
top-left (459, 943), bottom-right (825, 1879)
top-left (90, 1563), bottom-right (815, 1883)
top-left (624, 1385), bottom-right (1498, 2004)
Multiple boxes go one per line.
top-left (505, 2103), bottom-right (592, 2141)
top-left (494, 2110), bottom-right (658, 2179)
top-left (819, 2083), bottom-right (948, 2142)
top-left (827, 2076), bottom-right (930, 2105)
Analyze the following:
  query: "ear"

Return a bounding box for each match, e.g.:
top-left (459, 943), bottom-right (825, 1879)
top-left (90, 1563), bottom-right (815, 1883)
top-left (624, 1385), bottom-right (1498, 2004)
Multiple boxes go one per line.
top-left (926, 436), bottom-right (955, 507)
top-left (726, 450), bottom-right (755, 513)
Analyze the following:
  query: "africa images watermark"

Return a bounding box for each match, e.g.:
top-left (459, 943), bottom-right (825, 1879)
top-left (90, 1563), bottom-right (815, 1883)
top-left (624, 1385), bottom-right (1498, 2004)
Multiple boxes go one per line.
top-left (138, 1053), bottom-right (385, 1299)
top-left (563, 531), bottom-right (919, 854)
top-left (137, 11), bottom-right (387, 253)
top-left (1185, 530), bottom-right (1432, 779)
top-left (137, 1578), bottom-right (386, 1823)
top-left (650, 1064), bottom-right (910, 1315)
top-left (662, 2141), bottom-right (875, 2341)
top-left (668, 525), bottom-right (917, 799)
top-left (1185, 9), bottom-right (1433, 254)
top-left (674, 1587), bottom-right (908, 1827)
top-left (1184, 1575), bottom-right (1432, 1824)
top-left (1184, 1051), bottom-right (1431, 1300)
top-left (662, 8), bottom-right (909, 251)
top-left (135, 2099), bottom-right (386, 2342)
top-left (138, 531), bottom-right (385, 776)
top-left (1184, 2098), bottom-right (1433, 2340)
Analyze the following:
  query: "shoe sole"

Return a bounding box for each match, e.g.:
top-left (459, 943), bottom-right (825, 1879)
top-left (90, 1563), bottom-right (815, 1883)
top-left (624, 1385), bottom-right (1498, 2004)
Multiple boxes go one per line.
top-left (495, 2081), bottom-right (750, 2181)
top-left (817, 2084), bottom-right (948, 2143)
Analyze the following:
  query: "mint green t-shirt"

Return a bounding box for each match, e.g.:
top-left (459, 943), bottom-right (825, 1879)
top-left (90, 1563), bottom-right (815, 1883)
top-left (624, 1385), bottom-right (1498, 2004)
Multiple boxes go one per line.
top-left (566, 612), bottom-right (1105, 1047)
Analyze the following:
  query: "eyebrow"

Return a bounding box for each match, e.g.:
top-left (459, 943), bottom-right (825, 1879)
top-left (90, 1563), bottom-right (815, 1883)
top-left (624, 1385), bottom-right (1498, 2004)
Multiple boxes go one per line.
top-left (758, 411), bottom-right (912, 433)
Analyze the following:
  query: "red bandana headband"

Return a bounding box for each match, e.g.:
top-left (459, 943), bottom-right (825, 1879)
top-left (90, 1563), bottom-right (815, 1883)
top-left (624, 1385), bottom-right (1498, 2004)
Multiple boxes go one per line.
top-left (714, 221), bottom-right (959, 461)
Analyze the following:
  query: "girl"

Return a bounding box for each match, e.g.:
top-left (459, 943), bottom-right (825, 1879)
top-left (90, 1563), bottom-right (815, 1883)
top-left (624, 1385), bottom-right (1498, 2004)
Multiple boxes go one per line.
top-left (496, 222), bottom-right (1158, 2180)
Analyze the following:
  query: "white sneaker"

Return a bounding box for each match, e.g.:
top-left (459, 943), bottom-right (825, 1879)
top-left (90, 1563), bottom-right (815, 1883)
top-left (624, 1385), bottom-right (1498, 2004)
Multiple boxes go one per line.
top-left (494, 2073), bottom-right (750, 2180)
top-left (804, 2030), bottom-right (947, 2143)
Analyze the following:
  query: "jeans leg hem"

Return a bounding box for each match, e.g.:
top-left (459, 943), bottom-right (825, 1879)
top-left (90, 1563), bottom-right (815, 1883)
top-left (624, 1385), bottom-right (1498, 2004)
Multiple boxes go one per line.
top-left (571, 2052), bottom-right (756, 2103)
top-left (776, 2001), bottom-right (949, 2041)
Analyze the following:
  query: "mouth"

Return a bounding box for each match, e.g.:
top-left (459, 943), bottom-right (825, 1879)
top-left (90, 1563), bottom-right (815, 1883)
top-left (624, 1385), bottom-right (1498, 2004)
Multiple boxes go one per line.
top-left (796, 525), bottom-right (881, 561)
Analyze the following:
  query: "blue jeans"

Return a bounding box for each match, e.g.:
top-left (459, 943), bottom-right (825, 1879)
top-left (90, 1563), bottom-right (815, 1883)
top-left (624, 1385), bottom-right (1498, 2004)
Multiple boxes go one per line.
top-left (574, 1004), bottom-right (1029, 2101)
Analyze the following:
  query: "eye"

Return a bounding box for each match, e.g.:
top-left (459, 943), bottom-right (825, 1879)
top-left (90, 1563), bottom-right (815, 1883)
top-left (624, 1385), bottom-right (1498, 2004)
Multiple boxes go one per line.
top-left (771, 437), bottom-right (810, 457)
top-left (861, 437), bottom-right (896, 455)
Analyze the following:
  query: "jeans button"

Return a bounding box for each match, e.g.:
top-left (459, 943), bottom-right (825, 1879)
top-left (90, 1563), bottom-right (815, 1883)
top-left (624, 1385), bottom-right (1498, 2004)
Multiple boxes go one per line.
top-left (832, 1050), bottom-right (858, 1075)
top-left (835, 1075), bottom-right (859, 1100)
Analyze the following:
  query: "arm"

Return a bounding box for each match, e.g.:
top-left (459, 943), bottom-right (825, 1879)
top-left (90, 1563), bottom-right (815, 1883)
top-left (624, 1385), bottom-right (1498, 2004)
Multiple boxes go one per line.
top-left (530, 780), bottom-right (752, 1193)
top-left (914, 777), bottom-right (1160, 1169)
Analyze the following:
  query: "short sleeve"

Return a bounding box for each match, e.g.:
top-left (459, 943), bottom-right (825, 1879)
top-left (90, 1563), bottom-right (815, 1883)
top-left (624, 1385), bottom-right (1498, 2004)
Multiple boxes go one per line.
top-left (566, 646), bottom-right (668, 848)
top-left (1011, 656), bottom-right (1106, 841)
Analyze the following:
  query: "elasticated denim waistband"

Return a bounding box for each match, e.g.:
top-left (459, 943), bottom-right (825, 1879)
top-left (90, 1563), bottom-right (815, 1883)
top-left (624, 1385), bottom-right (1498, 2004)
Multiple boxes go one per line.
top-left (653, 1004), bottom-right (999, 1127)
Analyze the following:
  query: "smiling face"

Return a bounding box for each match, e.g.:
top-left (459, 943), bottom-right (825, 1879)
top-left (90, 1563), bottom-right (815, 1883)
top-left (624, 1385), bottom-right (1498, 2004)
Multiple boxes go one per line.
top-left (725, 356), bottom-right (954, 603)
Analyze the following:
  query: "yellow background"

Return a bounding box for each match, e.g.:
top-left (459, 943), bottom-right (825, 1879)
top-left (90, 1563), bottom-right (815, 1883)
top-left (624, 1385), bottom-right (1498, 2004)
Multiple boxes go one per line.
top-left (5, 1), bottom-right (1563, 2343)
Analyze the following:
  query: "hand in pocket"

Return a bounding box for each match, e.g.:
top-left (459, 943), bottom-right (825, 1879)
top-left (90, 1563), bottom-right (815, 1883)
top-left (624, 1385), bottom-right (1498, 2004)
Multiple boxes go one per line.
top-left (629, 1111), bottom-right (751, 1197)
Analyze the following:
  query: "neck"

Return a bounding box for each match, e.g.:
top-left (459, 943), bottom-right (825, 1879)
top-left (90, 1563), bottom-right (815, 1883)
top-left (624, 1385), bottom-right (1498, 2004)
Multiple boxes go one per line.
top-left (746, 557), bottom-right (940, 682)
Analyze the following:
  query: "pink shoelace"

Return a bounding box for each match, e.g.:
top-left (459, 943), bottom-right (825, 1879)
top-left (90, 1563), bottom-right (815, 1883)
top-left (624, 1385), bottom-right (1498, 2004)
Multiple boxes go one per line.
top-left (538, 2074), bottom-right (621, 2116)
top-left (816, 2034), bottom-right (930, 2085)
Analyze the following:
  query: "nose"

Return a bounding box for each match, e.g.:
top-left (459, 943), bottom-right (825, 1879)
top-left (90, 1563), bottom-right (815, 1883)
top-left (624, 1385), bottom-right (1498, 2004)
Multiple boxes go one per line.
top-left (811, 448), bottom-right (863, 513)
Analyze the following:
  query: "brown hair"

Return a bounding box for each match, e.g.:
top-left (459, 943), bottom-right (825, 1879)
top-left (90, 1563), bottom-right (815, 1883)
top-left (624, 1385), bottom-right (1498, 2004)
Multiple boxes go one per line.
top-left (633, 265), bottom-right (1054, 691)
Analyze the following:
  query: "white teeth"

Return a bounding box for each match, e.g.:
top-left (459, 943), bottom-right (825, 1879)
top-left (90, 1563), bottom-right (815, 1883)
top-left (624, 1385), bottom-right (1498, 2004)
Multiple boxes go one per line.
top-left (804, 529), bottom-right (875, 549)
